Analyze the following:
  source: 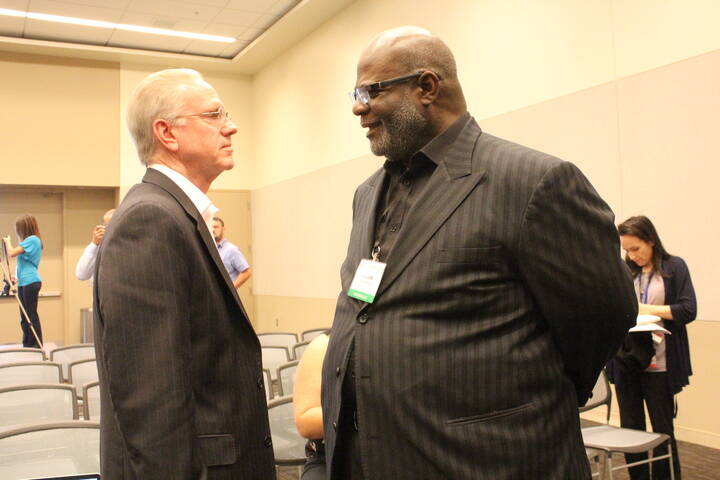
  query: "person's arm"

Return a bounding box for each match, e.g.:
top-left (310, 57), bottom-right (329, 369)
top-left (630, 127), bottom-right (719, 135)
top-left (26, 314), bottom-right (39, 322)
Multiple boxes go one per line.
top-left (517, 161), bottom-right (637, 405)
top-left (230, 248), bottom-right (251, 289)
top-left (97, 202), bottom-right (200, 477)
top-left (75, 242), bottom-right (99, 281)
top-left (294, 333), bottom-right (328, 439)
top-left (233, 267), bottom-right (251, 289)
top-left (640, 257), bottom-right (697, 324)
top-left (4, 237), bottom-right (24, 258)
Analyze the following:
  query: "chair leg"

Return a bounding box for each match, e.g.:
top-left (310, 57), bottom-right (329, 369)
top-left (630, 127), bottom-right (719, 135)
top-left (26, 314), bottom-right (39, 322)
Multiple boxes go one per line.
top-left (668, 443), bottom-right (675, 480)
top-left (606, 454), bottom-right (613, 480)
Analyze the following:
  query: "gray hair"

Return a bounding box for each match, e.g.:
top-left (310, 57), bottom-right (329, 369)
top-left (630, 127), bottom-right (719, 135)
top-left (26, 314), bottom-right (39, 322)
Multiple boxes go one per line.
top-left (126, 68), bottom-right (208, 166)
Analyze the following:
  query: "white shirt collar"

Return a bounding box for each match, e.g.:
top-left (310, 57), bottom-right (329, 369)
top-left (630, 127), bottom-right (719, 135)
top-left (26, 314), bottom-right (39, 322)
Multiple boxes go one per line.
top-left (148, 164), bottom-right (218, 234)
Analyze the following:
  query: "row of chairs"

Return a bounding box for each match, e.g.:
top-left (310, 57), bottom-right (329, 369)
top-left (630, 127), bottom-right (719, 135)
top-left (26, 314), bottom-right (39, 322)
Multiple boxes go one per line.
top-left (0, 344), bottom-right (96, 380)
top-left (0, 396), bottom-right (305, 480)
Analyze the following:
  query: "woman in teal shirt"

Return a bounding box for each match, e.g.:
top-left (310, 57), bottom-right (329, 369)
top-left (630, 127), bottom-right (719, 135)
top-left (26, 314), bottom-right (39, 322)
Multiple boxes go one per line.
top-left (7, 214), bottom-right (43, 347)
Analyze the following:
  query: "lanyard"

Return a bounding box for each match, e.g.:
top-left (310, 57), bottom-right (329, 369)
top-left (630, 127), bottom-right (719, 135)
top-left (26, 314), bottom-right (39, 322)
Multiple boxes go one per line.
top-left (639, 271), bottom-right (654, 304)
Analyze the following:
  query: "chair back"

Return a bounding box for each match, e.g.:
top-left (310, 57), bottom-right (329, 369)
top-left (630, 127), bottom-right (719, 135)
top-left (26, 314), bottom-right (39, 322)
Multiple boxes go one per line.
top-left (261, 346), bottom-right (290, 380)
top-left (0, 362), bottom-right (62, 387)
top-left (0, 420), bottom-right (100, 478)
top-left (0, 348), bottom-right (45, 364)
top-left (0, 384), bottom-right (78, 428)
top-left (68, 359), bottom-right (99, 397)
top-left (263, 368), bottom-right (273, 402)
top-left (267, 395), bottom-right (305, 466)
top-left (301, 328), bottom-right (328, 342)
top-left (579, 369), bottom-right (612, 423)
top-left (50, 344), bottom-right (95, 380)
top-left (292, 341), bottom-right (310, 360)
top-left (277, 361), bottom-right (299, 397)
top-left (258, 333), bottom-right (299, 357)
top-left (82, 381), bottom-right (101, 421)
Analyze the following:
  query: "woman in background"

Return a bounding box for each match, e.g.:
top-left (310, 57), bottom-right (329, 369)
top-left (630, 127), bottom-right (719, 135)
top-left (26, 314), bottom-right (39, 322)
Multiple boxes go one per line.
top-left (607, 215), bottom-right (696, 480)
top-left (7, 214), bottom-right (44, 348)
top-left (294, 332), bottom-right (329, 480)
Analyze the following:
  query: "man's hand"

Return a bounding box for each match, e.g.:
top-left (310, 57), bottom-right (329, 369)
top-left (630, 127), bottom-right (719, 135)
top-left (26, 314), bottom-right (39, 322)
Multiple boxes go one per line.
top-left (92, 225), bottom-right (106, 246)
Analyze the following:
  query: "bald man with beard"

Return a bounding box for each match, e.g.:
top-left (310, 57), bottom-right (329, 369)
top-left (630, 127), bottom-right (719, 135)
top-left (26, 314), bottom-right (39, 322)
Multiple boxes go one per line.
top-left (321, 26), bottom-right (636, 479)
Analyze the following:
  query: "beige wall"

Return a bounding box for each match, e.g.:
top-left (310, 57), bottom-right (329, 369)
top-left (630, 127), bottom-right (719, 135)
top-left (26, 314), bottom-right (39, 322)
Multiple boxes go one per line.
top-left (0, 53), bottom-right (120, 187)
top-left (248, 0), bottom-right (720, 448)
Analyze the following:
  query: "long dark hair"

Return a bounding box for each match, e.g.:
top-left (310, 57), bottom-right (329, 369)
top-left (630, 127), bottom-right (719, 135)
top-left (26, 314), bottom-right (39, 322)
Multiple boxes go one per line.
top-left (15, 214), bottom-right (43, 249)
top-left (617, 215), bottom-right (670, 277)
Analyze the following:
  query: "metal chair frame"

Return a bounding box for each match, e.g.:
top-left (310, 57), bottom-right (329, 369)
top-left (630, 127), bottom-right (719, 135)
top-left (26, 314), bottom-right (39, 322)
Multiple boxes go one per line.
top-left (300, 328), bottom-right (328, 342)
top-left (0, 361), bottom-right (63, 386)
top-left (277, 360), bottom-right (299, 397)
top-left (580, 370), bottom-right (675, 479)
top-left (0, 348), bottom-right (46, 363)
top-left (267, 395), bottom-right (304, 477)
top-left (0, 383), bottom-right (79, 426)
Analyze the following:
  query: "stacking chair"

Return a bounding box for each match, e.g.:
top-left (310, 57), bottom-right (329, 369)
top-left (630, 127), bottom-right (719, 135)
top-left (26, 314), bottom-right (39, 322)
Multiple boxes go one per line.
top-left (301, 328), bottom-right (328, 342)
top-left (580, 370), bottom-right (675, 479)
top-left (82, 381), bottom-right (101, 421)
top-left (0, 384), bottom-right (78, 430)
top-left (50, 344), bottom-right (95, 381)
top-left (68, 358), bottom-right (99, 398)
top-left (261, 346), bottom-right (290, 381)
top-left (0, 420), bottom-right (100, 479)
top-left (263, 368), bottom-right (273, 402)
top-left (0, 362), bottom-right (62, 387)
top-left (258, 333), bottom-right (299, 358)
top-left (277, 361), bottom-right (299, 397)
top-left (267, 395), bottom-right (305, 476)
top-left (0, 348), bottom-right (46, 364)
top-left (292, 341), bottom-right (310, 360)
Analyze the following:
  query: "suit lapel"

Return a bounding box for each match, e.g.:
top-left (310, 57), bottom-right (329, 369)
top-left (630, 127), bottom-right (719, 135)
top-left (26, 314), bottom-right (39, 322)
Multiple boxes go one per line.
top-left (141, 169), bottom-right (249, 320)
top-left (369, 118), bottom-right (486, 303)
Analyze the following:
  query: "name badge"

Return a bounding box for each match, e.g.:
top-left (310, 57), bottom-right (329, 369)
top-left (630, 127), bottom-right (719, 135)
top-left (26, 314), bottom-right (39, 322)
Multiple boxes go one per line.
top-left (347, 259), bottom-right (386, 303)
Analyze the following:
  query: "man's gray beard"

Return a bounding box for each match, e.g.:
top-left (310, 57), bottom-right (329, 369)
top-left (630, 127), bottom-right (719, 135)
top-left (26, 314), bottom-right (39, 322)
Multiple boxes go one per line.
top-left (370, 98), bottom-right (429, 163)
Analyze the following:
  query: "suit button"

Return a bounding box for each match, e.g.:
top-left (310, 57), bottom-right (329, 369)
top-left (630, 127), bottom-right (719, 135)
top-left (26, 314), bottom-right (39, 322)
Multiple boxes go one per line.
top-left (335, 366), bottom-right (341, 376)
top-left (257, 376), bottom-right (263, 390)
top-left (264, 435), bottom-right (272, 448)
top-left (357, 314), bottom-right (369, 324)
top-left (332, 421), bottom-right (337, 431)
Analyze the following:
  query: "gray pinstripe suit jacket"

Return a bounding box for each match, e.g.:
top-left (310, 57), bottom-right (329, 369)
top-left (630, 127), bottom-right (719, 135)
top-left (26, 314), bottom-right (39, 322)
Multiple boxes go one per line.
top-left (93, 169), bottom-right (275, 480)
top-left (321, 117), bottom-right (637, 479)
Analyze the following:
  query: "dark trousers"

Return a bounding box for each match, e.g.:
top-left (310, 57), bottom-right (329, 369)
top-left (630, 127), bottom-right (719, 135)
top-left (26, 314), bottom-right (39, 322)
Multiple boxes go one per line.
top-left (18, 282), bottom-right (43, 348)
top-left (615, 371), bottom-right (681, 480)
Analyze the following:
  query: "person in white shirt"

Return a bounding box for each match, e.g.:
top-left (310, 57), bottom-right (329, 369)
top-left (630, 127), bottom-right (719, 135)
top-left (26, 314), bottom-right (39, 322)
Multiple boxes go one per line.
top-left (75, 209), bottom-right (115, 281)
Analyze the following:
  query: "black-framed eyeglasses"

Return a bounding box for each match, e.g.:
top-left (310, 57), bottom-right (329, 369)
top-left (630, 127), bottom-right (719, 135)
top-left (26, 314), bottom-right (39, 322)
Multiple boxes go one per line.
top-left (173, 105), bottom-right (232, 124)
top-left (348, 72), bottom-right (423, 104)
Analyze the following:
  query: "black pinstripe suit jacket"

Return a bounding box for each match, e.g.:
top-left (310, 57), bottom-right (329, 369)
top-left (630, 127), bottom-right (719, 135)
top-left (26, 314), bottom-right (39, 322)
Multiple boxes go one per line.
top-left (321, 117), bottom-right (637, 479)
top-left (93, 168), bottom-right (275, 480)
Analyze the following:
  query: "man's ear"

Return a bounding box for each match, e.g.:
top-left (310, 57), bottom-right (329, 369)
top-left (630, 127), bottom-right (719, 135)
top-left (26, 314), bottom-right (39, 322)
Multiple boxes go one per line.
top-left (153, 118), bottom-right (179, 153)
top-left (417, 71), bottom-right (441, 106)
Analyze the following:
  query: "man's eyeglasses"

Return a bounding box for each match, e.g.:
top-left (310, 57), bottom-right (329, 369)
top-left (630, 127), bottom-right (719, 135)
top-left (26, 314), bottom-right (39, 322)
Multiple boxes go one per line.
top-left (348, 72), bottom-right (423, 105)
top-left (173, 106), bottom-right (232, 124)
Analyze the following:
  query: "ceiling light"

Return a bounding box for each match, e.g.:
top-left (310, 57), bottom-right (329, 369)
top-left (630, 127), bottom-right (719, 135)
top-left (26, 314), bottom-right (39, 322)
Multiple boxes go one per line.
top-left (0, 8), bottom-right (236, 43)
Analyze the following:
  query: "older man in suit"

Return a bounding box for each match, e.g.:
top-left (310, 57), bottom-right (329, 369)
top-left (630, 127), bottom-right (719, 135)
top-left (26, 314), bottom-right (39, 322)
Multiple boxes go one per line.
top-left (321, 27), bottom-right (637, 479)
top-left (94, 69), bottom-right (274, 479)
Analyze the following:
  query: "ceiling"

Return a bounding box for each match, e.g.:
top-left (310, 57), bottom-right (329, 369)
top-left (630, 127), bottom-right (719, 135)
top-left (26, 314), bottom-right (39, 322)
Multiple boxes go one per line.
top-left (0, 0), bottom-right (356, 73)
